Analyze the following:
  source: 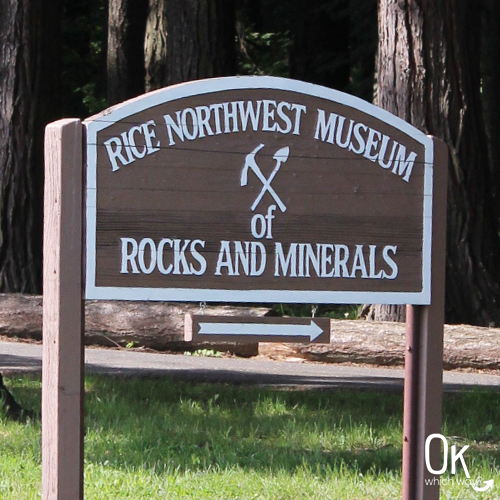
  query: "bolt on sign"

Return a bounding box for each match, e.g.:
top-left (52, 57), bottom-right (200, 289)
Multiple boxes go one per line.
top-left (85, 76), bottom-right (433, 304)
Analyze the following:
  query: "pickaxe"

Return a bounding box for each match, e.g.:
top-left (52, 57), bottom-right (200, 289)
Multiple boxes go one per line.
top-left (240, 144), bottom-right (288, 212)
top-left (251, 146), bottom-right (289, 212)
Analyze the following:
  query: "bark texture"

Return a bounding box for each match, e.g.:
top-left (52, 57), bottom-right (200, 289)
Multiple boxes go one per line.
top-left (371, 0), bottom-right (500, 325)
top-left (0, 294), bottom-right (262, 356)
top-left (144, 0), bottom-right (236, 91)
top-left (289, 0), bottom-right (351, 90)
top-left (260, 320), bottom-right (500, 371)
top-left (481, 0), bottom-right (500, 208)
top-left (359, 304), bottom-right (406, 322)
top-left (107, 0), bottom-right (148, 104)
top-left (347, 0), bottom-right (377, 101)
top-left (0, 0), bottom-right (62, 293)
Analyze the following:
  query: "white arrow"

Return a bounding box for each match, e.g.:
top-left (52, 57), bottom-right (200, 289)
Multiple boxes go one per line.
top-left (198, 320), bottom-right (324, 342)
top-left (473, 479), bottom-right (494, 492)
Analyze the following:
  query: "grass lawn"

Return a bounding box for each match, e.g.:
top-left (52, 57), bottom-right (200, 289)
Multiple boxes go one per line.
top-left (1, 373), bottom-right (499, 499)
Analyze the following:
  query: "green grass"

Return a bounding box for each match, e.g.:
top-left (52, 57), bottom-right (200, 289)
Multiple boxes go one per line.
top-left (1, 374), bottom-right (499, 499)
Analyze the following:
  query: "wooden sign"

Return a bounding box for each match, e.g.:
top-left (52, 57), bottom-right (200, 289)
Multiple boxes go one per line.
top-left (85, 77), bottom-right (433, 304)
top-left (44, 79), bottom-right (447, 500)
top-left (184, 314), bottom-right (330, 343)
top-left (84, 76), bottom-right (433, 304)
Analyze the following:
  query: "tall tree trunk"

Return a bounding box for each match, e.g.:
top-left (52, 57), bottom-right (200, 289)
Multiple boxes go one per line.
top-left (289, 0), bottom-right (351, 91)
top-left (0, 0), bottom-right (62, 406)
top-left (347, 0), bottom-right (377, 102)
top-left (360, 304), bottom-right (406, 323)
top-left (107, 0), bottom-right (148, 104)
top-left (144, 0), bottom-right (236, 91)
top-left (481, 0), bottom-right (500, 209)
top-left (0, 0), bottom-right (63, 293)
top-left (288, 0), bottom-right (377, 100)
top-left (369, 0), bottom-right (500, 326)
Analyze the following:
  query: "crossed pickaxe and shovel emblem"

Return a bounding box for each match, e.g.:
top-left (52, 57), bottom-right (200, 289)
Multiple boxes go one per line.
top-left (240, 143), bottom-right (290, 212)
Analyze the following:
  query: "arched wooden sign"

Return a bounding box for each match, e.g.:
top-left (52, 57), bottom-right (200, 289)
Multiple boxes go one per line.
top-left (85, 76), bottom-right (433, 304)
top-left (43, 76), bottom-right (447, 500)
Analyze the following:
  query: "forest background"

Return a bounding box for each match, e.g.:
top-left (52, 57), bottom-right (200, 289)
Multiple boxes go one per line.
top-left (1, 0), bottom-right (500, 327)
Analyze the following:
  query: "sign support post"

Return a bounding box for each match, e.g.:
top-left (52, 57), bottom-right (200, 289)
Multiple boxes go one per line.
top-left (42, 119), bottom-right (85, 500)
top-left (402, 137), bottom-right (448, 500)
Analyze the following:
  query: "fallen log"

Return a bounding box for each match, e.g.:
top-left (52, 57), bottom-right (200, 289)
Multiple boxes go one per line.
top-left (0, 293), bottom-right (265, 357)
top-left (260, 320), bottom-right (500, 371)
top-left (1, 294), bottom-right (499, 370)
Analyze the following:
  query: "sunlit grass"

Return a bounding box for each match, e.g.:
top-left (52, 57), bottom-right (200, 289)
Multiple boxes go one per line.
top-left (1, 373), bottom-right (499, 499)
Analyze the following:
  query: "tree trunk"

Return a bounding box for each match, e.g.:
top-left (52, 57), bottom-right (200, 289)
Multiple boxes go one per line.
top-left (347, 0), bottom-right (377, 102)
top-left (359, 304), bottom-right (406, 322)
top-left (0, 0), bottom-right (62, 416)
top-left (0, 294), bottom-right (263, 357)
top-left (107, 0), bottom-right (148, 105)
top-left (481, 0), bottom-right (500, 209)
top-left (144, 0), bottom-right (236, 91)
top-left (370, 0), bottom-right (500, 326)
top-left (289, 0), bottom-right (351, 90)
top-left (0, 0), bottom-right (62, 293)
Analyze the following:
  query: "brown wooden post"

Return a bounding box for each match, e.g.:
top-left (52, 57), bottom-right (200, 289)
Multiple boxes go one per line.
top-left (402, 137), bottom-right (448, 500)
top-left (402, 304), bottom-right (421, 499)
top-left (42, 119), bottom-right (85, 500)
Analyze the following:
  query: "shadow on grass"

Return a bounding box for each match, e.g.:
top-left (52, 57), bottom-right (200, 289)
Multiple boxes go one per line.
top-left (4, 373), bottom-right (499, 480)
top-left (83, 376), bottom-right (405, 477)
top-left (82, 376), bottom-right (500, 477)
top-left (84, 363), bottom-right (406, 391)
top-left (0, 354), bottom-right (42, 371)
top-left (0, 372), bottom-right (41, 421)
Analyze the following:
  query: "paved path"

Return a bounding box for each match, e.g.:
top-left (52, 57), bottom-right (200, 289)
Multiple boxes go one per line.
top-left (1, 339), bottom-right (499, 392)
